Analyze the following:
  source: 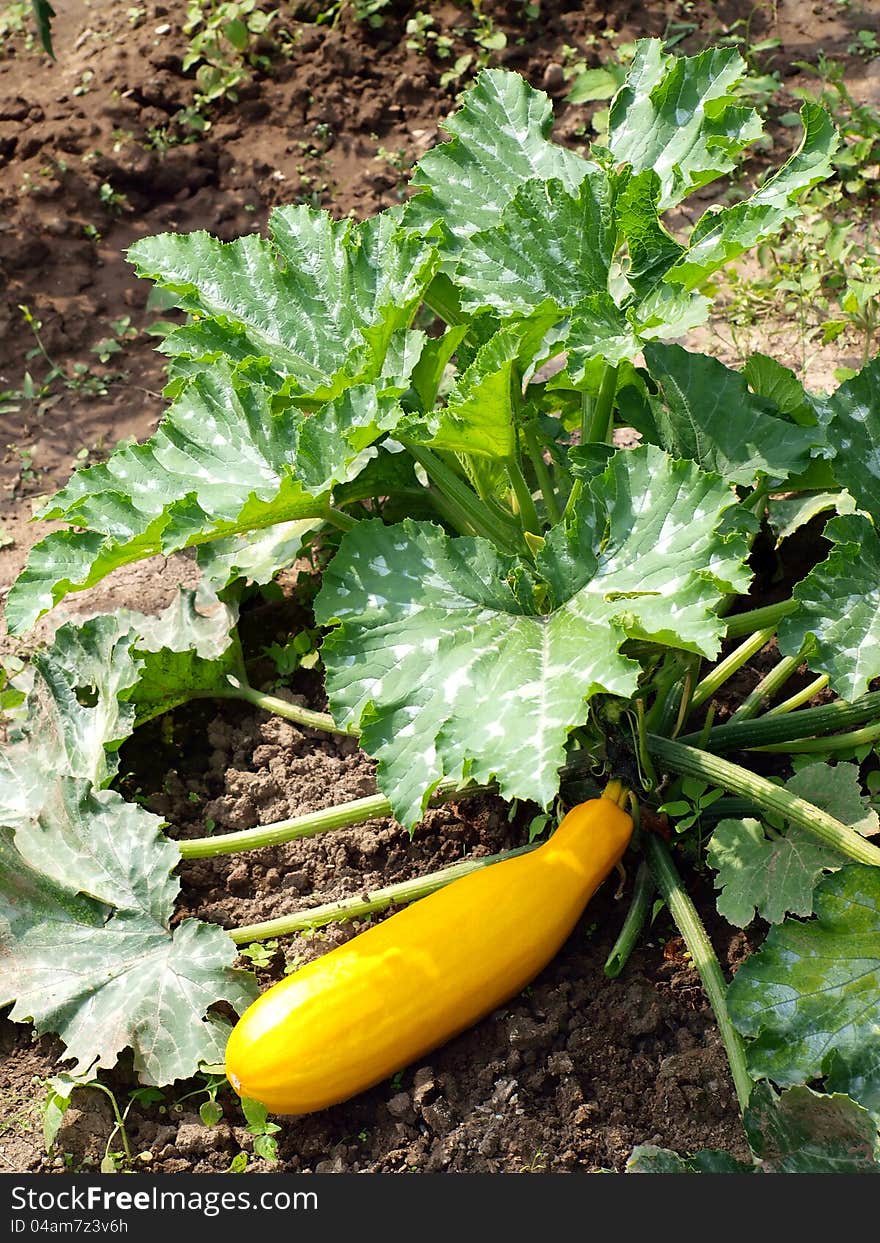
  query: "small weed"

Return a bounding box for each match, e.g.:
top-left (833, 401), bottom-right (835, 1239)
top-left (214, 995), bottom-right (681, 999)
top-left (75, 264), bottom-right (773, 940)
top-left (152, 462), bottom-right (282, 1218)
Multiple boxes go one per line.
top-left (239, 938), bottom-right (280, 969)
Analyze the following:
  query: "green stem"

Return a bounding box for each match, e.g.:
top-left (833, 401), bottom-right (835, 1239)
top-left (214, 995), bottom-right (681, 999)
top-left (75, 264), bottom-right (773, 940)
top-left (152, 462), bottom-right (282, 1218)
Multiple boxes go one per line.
top-left (91, 1085), bottom-right (133, 1164)
top-left (646, 733), bottom-right (880, 866)
top-left (767, 673), bottom-right (829, 716)
top-left (723, 600), bottom-right (797, 639)
top-left (690, 626), bottom-right (776, 710)
top-left (230, 843), bottom-right (538, 944)
top-left (644, 836), bottom-right (753, 1114)
top-left (585, 363), bottom-right (620, 444)
top-left (727, 650), bottom-right (805, 723)
top-left (748, 720), bottom-right (880, 754)
top-left (683, 688), bottom-right (880, 751)
top-left (179, 780), bottom-right (495, 860)
top-left (506, 455), bottom-right (541, 535)
top-left (523, 423), bottom-right (562, 524)
top-left (322, 506), bottom-right (358, 533)
top-left (604, 860), bottom-right (655, 979)
top-left (405, 444), bottom-right (519, 552)
top-left (214, 682), bottom-right (356, 737)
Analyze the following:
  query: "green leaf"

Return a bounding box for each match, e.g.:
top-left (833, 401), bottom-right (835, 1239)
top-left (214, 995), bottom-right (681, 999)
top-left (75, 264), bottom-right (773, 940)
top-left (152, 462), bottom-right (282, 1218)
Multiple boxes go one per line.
top-left (708, 763), bottom-right (877, 927)
top-left (613, 169), bottom-right (685, 297)
top-left (196, 519), bottom-right (321, 592)
top-left (566, 64), bottom-right (627, 105)
top-left (316, 446), bottom-right (751, 825)
top-left (7, 366), bottom-right (391, 633)
top-left (824, 356), bottom-right (880, 520)
top-left (643, 343), bottom-right (818, 485)
top-left (128, 206), bottom-right (437, 400)
top-left (0, 798), bottom-right (256, 1085)
top-left (453, 175), bottom-right (614, 316)
top-left (405, 68), bottom-right (594, 261)
top-left (766, 490), bottom-right (856, 548)
top-left (31, 0), bottom-right (55, 57)
top-left (728, 864), bottom-right (880, 1116)
top-left (608, 41), bottom-right (762, 209)
top-left (742, 353), bottom-right (827, 428)
top-left (666, 103), bottom-right (838, 289)
top-left (627, 1145), bottom-right (753, 1173)
top-left (778, 513), bottom-right (880, 701)
top-left (744, 1083), bottom-right (880, 1173)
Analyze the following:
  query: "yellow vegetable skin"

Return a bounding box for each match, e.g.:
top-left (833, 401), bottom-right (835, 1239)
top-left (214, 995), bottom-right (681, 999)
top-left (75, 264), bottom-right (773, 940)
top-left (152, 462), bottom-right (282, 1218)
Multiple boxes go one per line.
top-left (225, 784), bottom-right (633, 1115)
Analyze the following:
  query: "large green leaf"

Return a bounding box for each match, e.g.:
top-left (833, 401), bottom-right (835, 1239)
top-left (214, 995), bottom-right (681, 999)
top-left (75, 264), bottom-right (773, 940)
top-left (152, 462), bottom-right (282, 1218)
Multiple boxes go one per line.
top-left (778, 514), bottom-right (880, 702)
top-left (316, 446), bottom-right (751, 825)
top-left (666, 103), bottom-right (838, 290)
top-left (5, 366), bottom-right (411, 634)
top-left (824, 356), bottom-right (880, 520)
top-left (728, 864), bottom-right (880, 1117)
top-left (629, 1085), bottom-right (880, 1173)
top-left (644, 343), bottom-right (818, 485)
top-left (0, 803), bottom-right (255, 1085)
top-left (0, 594), bottom-right (257, 1084)
top-left (128, 206), bottom-right (437, 400)
top-left (405, 68), bottom-right (594, 258)
top-left (608, 41), bottom-right (762, 210)
top-left (707, 763), bottom-right (876, 927)
top-left (453, 175), bottom-right (614, 316)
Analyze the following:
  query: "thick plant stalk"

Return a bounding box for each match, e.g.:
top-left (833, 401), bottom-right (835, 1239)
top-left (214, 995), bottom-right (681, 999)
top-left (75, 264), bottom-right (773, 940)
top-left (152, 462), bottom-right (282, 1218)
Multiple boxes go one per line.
top-left (506, 455), bottom-right (542, 535)
top-left (644, 835), bottom-right (752, 1114)
top-left (603, 860), bottom-right (655, 979)
top-left (727, 650), bottom-right (805, 722)
top-left (723, 599), bottom-right (797, 638)
top-left (691, 626), bottom-right (776, 709)
top-left (213, 681), bottom-right (355, 736)
top-left (646, 734), bottom-right (880, 866)
top-left (684, 688), bottom-right (880, 751)
top-left (767, 673), bottom-right (830, 716)
top-left (229, 843), bottom-right (538, 944)
top-left (179, 780), bottom-right (496, 859)
top-left (749, 720), bottom-right (880, 754)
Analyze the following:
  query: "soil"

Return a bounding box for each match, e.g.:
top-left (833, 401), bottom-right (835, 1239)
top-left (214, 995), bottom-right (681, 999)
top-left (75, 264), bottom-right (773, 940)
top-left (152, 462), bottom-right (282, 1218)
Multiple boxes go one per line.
top-left (1, 0), bottom-right (878, 1176)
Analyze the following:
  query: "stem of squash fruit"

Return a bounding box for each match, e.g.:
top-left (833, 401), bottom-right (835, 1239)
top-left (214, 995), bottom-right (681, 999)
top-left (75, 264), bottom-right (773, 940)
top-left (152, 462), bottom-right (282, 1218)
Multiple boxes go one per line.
top-left (228, 843), bottom-right (539, 944)
top-left (690, 626), bottom-right (776, 710)
top-left (643, 835), bottom-right (753, 1114)
top-left (603, 859), bottom-right (655, 979)
top-left (646, 733), bottom-right (880, 867)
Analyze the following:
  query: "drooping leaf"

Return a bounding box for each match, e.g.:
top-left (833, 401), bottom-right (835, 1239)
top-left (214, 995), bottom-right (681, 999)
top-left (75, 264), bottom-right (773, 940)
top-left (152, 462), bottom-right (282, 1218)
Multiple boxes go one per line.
top-left (745, 1083), bottom-right (880, 1172)
top-left (666, 103), bottom-right (838, 290)
top-left (728, 864), bottom-right (880, 1116)
top-left (766, 490), bottom-right (856, 548)
top-left (0, 806), bottom-right (256, 1085)
top-left (628, 1084), bottom-right (880, 1173)
top-left (742, 353), bottom-right (828, 428)
top-left (643, 342), bottom-right (818, 485)
top-left (405, 68), bottom-right (594, 258)
top-left (778, 513), bottom-right (880, 701)
top-left (196, 519), bottom-right (321, 591)
top-left (128, 206), bottom-right (438, 400)
top-left (316, 446), bottom-right (751, 825)
top-left (6, 366), bottom-right (412, 634)
top-left (607, 41), bottom-right (762, 210)
top-left (31, 0), bottom-right (55, 56)
top-left (626, 1145), bottom-right (753, 1173)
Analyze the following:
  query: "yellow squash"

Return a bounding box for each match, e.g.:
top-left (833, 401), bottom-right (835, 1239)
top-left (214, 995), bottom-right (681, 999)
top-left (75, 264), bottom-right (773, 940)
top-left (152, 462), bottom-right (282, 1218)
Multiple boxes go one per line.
top-left (225, 783), bottom-right (633, 1115)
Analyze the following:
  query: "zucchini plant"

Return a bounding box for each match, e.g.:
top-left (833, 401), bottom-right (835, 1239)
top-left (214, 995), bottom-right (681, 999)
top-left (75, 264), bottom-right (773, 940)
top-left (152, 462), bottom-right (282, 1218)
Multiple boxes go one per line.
top-left (5, 40), bottom-right (880, 1170)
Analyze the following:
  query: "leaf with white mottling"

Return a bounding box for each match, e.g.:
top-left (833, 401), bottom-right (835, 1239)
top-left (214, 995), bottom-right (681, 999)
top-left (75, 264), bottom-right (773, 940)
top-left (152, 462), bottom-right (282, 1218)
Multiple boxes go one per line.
top-left (128, 206), bottom-right (437, 400)
top-left (316, 446), bottom-right (751, 825)
top-left (778, 513), bottom-right (880, 701)
top-left (824, 355), bottom-right (880, 520)
top-left (608, 41), bottom-right (762, 209)
top-left (405, 68), bottom-right (594, 260)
